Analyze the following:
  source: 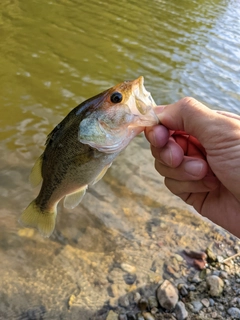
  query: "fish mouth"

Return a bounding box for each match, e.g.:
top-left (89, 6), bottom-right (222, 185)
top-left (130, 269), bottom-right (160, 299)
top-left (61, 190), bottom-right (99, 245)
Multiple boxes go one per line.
top-left (130, 76), bottom-right (159, 126)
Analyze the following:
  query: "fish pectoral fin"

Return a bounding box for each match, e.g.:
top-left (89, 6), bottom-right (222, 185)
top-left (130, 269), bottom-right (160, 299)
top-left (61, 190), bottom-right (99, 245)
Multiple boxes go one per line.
top-left (91, 163), bottom-right (112, 185)
top-left (19, 200), bottom-right (57, 238)
top-left (63, 186), bottom-right (88, 210)
top-left (29, 155), bottom-right (43, 187)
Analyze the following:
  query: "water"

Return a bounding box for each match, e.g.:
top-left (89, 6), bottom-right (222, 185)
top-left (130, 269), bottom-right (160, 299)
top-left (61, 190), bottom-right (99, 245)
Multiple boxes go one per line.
top-left (0, 0), bottom-right (240, 318)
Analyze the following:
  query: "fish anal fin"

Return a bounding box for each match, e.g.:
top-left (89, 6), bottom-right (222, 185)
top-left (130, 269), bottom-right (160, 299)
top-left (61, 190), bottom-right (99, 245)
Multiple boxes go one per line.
top-left (63, 186), bottom-right (87, 210)
top-left (19, 200), bottom-right (57, 237)
top-left (29, 155), bottom-right (43, 187)
top-left (92, 163), bottom-right (112, 185)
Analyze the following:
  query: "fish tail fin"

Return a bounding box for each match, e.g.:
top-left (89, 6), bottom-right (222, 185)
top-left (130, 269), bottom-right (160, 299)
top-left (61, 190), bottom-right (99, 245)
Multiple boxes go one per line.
top-left (19, 200), bottom-right (57, 238)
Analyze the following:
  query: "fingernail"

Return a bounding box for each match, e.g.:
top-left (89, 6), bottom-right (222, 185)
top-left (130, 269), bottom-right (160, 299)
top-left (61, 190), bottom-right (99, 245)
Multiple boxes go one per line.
top-left (148, 130), bottom-right (156, 145)
top-left (185, 161), bottom-right (203, 176)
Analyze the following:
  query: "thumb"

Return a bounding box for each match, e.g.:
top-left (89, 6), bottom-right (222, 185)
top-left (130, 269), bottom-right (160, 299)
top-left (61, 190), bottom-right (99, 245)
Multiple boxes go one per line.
top-left (155, 97), bottom-right (238, 149)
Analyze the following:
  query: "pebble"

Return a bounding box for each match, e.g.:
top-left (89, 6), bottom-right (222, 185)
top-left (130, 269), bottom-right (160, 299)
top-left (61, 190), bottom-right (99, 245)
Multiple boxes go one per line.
top-left (157, 280), bottom-right (179, 310)
top-left (219, 271), bottom-right (228, 279)
top-left (227, 307), bottom-right (240, 319)
top-left (174, 254), bottom-right (184, 262)
top-left (224, 279), bottom-right (230, 286)
top-left (142, 312), bottom-right (155, 320)
top-left (217, 255), bottom-right (224, 263)
top-left (150, 307), bottom-right (158, 315)
top-left (211, 311), bottom-right (218, 318)
top-left (206, 275), bottom-right (224, 297)
top-left (201, 298), bottom-right (210, 308)
top-left (119, 295), bottom-right (130, 308)
top-left (148, 296), bottom-right (158, 309)
top-left (138, 298), bottom-right (148, 311)
top-left (230, 297), bottom-right (240, 307)
top-left (212, 270), bottom-right (220, 277)
top-left (124, 273), bottom-right (137, 285)
top-left (121, 263), bottom-right (136, 274)
top-left (136, 313), bottom-right (144, 320)
top-left (174, 301), bottom-right (188, 320)
top-left (191, 300), bottom-right (203, 313)
top-left (133, 292), bottom-right (141, 304)
top-left (106, 310), bottom-right (118, 320)
top-left (188, 272), bottom-right (202, 284)
top-left (127, 312), bottom-right (137, 320)
top-left (178, 284), bottom-right (188, 297)
top-left (119, 314), bottom-right (128, 320)
top-left (209, 298), bottom-right (215, 306)
top-left (188, 284), bottom-right (196, 291)
top-left (206, 245), bottom-right (217, 262)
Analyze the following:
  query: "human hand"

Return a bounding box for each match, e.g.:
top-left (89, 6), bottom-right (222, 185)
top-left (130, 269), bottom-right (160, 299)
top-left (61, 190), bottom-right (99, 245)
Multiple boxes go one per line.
top-left (145, 97), bottom-right (240, 238)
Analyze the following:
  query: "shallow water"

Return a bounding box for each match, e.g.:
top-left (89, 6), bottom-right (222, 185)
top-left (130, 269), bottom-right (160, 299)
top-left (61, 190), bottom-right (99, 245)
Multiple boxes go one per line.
top-left (0, 0), bottom-right (240, 318)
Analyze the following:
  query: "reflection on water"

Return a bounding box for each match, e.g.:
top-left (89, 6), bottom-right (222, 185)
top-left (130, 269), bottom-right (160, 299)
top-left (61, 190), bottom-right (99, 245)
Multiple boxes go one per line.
top-left (0, 0), bottom-right (240, 318)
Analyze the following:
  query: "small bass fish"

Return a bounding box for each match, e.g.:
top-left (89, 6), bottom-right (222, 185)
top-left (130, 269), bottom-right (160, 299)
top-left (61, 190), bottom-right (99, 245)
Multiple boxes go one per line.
top-left (19, 76), bottom-right (158, 237)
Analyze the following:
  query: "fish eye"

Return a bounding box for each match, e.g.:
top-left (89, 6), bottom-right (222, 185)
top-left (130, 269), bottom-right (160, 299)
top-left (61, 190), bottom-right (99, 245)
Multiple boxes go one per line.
top-left (110, 92), bottom-right (123, 104)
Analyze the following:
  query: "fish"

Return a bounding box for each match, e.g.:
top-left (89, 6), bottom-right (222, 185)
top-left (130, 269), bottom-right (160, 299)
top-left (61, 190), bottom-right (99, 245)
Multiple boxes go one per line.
top-left (19, 76), bottom-right (158, 237)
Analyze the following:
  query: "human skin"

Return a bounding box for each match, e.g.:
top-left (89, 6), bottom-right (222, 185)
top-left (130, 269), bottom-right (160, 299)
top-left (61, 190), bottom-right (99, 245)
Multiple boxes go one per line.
top-left (145, 97), bottom-right (240, 238)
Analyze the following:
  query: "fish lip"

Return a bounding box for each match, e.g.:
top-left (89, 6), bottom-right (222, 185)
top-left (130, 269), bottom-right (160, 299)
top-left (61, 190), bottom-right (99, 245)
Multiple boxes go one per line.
top-left (133, 76), bottom-right (156, 106)
top-left (129, 76), bottom-right (159, 126)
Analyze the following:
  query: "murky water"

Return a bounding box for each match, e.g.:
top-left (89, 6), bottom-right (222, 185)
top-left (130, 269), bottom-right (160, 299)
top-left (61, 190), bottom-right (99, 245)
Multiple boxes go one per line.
top-left (0, 0), bottom-right (240, 319)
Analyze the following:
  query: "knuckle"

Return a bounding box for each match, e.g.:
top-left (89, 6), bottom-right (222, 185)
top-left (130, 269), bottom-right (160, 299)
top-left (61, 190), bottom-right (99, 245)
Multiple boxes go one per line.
top-left (179, 97), bottom-right (198, 108)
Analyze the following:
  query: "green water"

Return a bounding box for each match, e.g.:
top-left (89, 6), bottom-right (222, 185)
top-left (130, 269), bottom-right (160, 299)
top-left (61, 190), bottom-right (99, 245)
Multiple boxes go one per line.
top-left (0, 0), bottom-right (240, 318)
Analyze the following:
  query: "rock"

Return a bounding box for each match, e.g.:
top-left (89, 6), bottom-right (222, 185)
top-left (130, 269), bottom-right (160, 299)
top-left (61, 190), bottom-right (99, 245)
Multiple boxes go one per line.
top-left (119, 295), bottom-right (130, 308)
top-left (211, 311), bottom-right (218, 318)
top-left (124, 273), bottom-right (137, 285)
top-left (150, 307), bottom-right (158, 315)
top-left (157, 280), bottom-right (179, 310)
top-left (142, 312), bottom-right (155, 320)
top-left (178, 284), bottom-right (188, 297)
top-left (119, 314), bottom-right (128, 320)
top-left (191, 300), bottom-right (203, 313)
top-left (133, 292), bottom-right (141, 304)
top-left (121, 263), bottom-right (136, 274)
top-left (217, 255), bottom-right (224, 263)
top-left (206, 245), bottom-right (217, 262)
top-left (193, 259), bottom-right (207, 270)
top-left (148, 296), bottom-right (158, 309)
top-left (219, 271), bottom-right (228, 279)
top-left (209, 298), bottom-right (215, 306)
top-left (184, 250), bottom-right (207, 260)
top-left (138, 297), bottom-right (148, 311)
top-left (174, 254), bottom-right (184, 262)
top-left (188, 272), bottom-right (202, 284)
top-left (201, 298), bottom-right (210, 308)
top-left (175, 301), bottom-right (188, 320)
top-left (136, 313), bottom-right (145, 320)
top-left (127, 312), bottom-right (137, 320)
top-left (206, 275), bottom-right (224, 297)
top-left (230, 297), bottom-right (240, 307)
top-left (227, 307), bottom-right (240, 319)
top-left (188, 284), bottom-right (196, 291)
top-left (107, 310), bottom-right (118, 320)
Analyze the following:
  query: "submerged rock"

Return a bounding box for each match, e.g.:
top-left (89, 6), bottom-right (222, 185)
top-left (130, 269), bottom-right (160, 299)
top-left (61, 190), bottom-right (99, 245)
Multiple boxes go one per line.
top-left (157, 280), bottom-right (179, 310)
top-left (206, 275), bottom-right (224, 297)
top-left (175, 301), bottom-right (188, 320)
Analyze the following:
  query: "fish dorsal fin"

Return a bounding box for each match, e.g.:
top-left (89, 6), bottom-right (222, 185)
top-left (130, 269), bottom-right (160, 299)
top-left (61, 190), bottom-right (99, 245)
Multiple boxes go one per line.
top-left (91, 163), bottom-right (112, 186)
top-left (63, 186), bottom-right (88, 210)
top-left (29, 155), bottom-right (43, 187)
